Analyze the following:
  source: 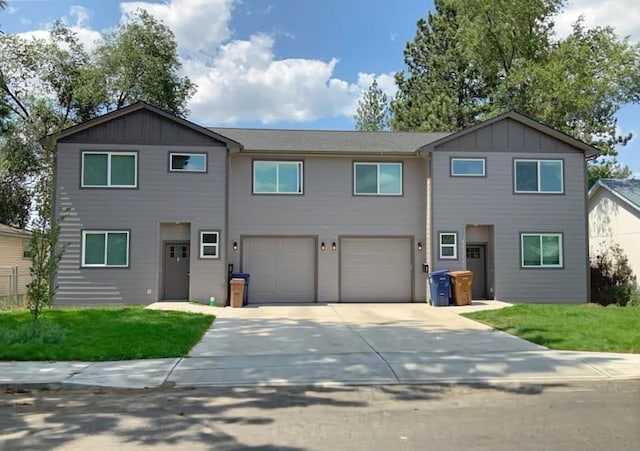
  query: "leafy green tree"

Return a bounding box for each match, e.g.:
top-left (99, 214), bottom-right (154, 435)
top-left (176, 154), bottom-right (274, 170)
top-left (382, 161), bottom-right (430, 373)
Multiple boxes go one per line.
top-left (354, 79), bottom-right (390, 131)
top-left (392, 0), bottom-right (640, 181)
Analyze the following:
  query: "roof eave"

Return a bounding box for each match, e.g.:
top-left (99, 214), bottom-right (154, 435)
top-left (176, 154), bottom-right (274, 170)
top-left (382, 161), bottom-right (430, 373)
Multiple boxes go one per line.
top-left (588, 180), bottom-right (640, 214)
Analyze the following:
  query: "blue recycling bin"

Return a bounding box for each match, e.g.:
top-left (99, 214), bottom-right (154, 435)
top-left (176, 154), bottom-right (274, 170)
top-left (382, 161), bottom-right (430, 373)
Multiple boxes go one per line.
top-left (428, 270), bottom-right (450, 306)
top-left (231, 272), bottom-right (250, 305)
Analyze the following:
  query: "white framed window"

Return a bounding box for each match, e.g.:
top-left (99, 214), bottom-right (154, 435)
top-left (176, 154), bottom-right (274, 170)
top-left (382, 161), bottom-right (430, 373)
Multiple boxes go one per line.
top-left (253, 161), bottom-right (303, 194)
top-left (169, 153), bottom-right (207, 172)
top-left (200, 231), bottom-right (219, 259)
top-left (439, 232), bottom-right (457, 259)
top-left (521, 233), bottom-right (563, 268)
top-left (354, 162), bottom-right (402, 195)
top-left (23, 240), bottom-right (32, 259)
top-left (81, 152), bottom-right (137, 188)
top-left (514, 159), bottom-right (563, 193)
top-left (451, 158), bottom-right (485, 176)
top-left (82, 231), bottom-right (129, 267)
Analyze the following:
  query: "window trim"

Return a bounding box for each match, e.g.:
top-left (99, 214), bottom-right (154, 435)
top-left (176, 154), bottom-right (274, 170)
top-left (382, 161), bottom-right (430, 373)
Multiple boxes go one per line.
top-left (81, 230), bottom-right (130, 268)
top-left (199, 230), bottom-right (220, 259)
top-left (252, 160), bottom-right (304, 195)
top-left (513, 159), bottom-right (564, 194)
top-left (520, 232), bottom-right (564, 268)
top-left (450, 157), bottom-right (486, 177)
top-left (438, 232), bottom-right (458, 260)
top-left (168, 152), bottom-right (208, 173)
top-left (353, 161), bottom-right (403, 196)
top-left (22, 239), bottom-right (32, 260)
top-left (81, 151), bottom-right (138, 188)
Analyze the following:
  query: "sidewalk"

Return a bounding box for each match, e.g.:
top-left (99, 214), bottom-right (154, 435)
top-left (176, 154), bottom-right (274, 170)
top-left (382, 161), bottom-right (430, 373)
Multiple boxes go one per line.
top-left (1, 302), bottom-right (639, 389)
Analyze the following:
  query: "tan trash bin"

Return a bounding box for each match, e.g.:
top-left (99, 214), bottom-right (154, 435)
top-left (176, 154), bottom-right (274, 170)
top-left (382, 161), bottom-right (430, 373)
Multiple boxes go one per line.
top-left (230, 278), bottom-right (245, 308)
top-left (449, 270), bottom-right (473, 306)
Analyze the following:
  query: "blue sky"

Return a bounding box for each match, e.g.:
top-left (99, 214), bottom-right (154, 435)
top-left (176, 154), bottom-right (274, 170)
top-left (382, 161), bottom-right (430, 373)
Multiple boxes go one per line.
top-left (2, 0), bottom-right (639, 175)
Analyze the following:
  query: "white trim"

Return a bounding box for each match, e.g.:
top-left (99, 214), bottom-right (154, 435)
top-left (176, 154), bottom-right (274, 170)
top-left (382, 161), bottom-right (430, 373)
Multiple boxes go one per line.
top-left (514, 159), bottom-right (563, 194)
top-left (521, 233), bottom-right (563, 268)
top-left (169, 152), bottom-right (207, 172)
top-left (200, 231), bottom-right (220, 259)
top-left (81, 151), bottom-right (138, 188)
top-left (253, 161), bottom-right (303, 194)
top-left (439, 232), bottom-right (457, 259)
top-left (81, 230), bottom-right (130, 267)
top-left (451, 158), bottom-right (486, 177)
top-left (353, 162), bottom-right (403, 195)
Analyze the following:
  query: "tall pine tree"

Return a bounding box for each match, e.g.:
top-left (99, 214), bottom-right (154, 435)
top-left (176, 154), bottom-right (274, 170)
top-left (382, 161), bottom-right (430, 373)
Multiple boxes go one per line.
top-left (354, 79), bottom-right (390, 131)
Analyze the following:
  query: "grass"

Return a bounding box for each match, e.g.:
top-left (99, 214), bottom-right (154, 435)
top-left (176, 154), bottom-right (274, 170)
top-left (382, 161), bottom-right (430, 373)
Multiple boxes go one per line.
top-left (0, 307), bottom-right (214, 361)
top-left (463, 304), bottom-right (640, 353)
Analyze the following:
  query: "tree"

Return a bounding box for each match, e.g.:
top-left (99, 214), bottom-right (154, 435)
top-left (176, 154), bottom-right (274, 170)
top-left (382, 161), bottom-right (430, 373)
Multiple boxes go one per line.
top-left (392, 0), bottom-right (640, 181)
top-left (391, 0), bottom-right (487, 131)
top-left (354, 79), bottom-right (390, 131)
top-left (0, 9), bottom-right (195, 232)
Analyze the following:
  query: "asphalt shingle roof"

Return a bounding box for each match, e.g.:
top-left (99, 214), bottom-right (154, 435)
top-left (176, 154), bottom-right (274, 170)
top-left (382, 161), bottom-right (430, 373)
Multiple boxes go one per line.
top-left (599, 179), bottom-right (640, 209)
top-left (0, 223), bottom-right (31, 238)
top-left (209, 128), bottom-right (450, 154)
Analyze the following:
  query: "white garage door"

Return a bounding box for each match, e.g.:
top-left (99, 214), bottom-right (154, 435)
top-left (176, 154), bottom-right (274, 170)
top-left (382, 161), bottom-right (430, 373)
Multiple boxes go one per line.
top-left (242, 237), bottom-right (316, 303)
top-left (340, 237), bottom-right (412, 302)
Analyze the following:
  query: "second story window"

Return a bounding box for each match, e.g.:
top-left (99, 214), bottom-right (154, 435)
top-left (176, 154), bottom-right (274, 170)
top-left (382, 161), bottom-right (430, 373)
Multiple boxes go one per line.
top-left (82, 151), bottom-right (137, 188)
top-left (451, 158), bottom-right (485, 177)
top-left (514, 159), bottom-right (563, 194)
top-left (169, 153), bottom-right (207, 172)
top-left (354, 162), bottom-right (402, 195)
top-left (253, 161), bottom-right (303, 194)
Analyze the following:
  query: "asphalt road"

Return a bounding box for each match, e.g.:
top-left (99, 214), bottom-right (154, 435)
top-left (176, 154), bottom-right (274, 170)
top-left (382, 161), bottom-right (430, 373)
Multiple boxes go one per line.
top-left (1, 381), bottom-right (639, 451)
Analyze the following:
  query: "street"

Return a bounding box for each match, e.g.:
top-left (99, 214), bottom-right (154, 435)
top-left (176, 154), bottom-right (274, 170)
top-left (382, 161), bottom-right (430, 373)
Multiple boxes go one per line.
top-left (1, 380), bottom-right (638, 450)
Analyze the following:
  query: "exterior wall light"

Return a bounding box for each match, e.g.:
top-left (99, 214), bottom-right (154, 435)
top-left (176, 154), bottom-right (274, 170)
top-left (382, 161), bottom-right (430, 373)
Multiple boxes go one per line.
top-left (417, 242), bottom-right (423, 251)
top-left (332, 242), bottom-right (337, 251)
top-left (232, 241), bottom-right (238, 251)
top-left (321, 242), bottom-right (326, 251)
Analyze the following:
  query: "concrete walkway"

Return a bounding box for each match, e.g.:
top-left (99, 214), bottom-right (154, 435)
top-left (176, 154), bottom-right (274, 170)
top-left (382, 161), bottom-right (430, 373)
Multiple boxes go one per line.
top-left (1, 302), bottom-right (638, 389)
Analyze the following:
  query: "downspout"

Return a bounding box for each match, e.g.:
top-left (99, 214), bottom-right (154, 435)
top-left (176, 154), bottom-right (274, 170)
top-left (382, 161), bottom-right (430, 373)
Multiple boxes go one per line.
top-left (425, 151), bottom-right (433, 302)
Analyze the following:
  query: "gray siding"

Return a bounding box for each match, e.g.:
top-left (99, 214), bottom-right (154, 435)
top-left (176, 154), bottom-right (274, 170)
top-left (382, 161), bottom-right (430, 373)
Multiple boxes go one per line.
top-left (228, 154), bottom-right (427, 302)
top-left (55, 142), bottom-right (228, 306)
top-left (431, 120), bottom-right (588, 303)
top-left (59, 110), bottom-right (221, 146)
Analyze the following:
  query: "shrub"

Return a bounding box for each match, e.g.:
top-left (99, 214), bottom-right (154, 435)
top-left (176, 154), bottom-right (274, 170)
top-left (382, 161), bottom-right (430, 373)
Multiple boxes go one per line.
top-left (590, 245), bottom-right (639, 306)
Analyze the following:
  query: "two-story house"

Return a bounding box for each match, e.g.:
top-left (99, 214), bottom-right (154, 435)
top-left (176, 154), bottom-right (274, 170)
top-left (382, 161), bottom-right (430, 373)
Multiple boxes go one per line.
top-left (52, 102), bottom-right (594, 306)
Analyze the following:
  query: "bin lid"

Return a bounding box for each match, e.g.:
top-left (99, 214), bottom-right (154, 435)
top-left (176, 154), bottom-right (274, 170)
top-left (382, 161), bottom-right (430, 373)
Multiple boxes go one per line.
top-left (429, 270), bottom-right (449, 276)
top-left (448, 270), bottom-right (472, 276)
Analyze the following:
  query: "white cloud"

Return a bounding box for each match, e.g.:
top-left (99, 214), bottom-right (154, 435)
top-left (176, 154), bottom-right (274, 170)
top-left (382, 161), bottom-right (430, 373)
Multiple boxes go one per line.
top-left (6, 6), bottom-right (17, 14)
top-left (555, 0), bottom-right (640, 41)
top-left (120, 0), bottom-right (235, 56)
top-left (69, 5), bottom-right (92, 28)
top-left (20, 18), bottom-right (32, 26)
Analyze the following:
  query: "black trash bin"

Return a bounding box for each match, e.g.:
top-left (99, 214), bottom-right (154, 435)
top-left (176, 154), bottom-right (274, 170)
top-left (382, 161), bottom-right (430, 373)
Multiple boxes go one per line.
top-left (230, 272), bottom-right (250, 305)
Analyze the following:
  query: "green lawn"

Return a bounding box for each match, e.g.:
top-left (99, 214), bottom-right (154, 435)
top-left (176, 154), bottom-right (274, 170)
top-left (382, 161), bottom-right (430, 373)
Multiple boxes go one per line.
top-left (463, 304), bottom-right (640, 353)
top-left (0, 307), bottom-right (214, 361)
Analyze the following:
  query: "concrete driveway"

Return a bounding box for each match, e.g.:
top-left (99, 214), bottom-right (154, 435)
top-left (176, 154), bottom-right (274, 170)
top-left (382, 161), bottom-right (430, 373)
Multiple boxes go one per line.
top-left (155, 302), bottom-right (630, 387)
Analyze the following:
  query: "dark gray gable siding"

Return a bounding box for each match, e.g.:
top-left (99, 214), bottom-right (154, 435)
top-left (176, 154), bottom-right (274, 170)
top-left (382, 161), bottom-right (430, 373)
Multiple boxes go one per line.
top-left (436, 118), bottom-right (583, 154)
top-left (59, 109), bottom-right (226, 146)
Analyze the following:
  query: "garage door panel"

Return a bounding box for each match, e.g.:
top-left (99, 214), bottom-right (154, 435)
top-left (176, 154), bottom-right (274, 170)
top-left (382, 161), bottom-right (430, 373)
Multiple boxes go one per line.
top-left (341, 238), bottom-right (412, 302)
top-left (243, 237), bottom-right (316, 303)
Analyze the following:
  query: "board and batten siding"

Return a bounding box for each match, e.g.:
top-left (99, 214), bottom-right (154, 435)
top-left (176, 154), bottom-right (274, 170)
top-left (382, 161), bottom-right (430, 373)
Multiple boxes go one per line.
top-left (55, 141), bottom-right (228, 306)
top-left (589, 189), bottom-right (640, 283)
top-left (228, 154), bottom-right (428, 302)
top-left (431, 118), bottom-right (588, 303)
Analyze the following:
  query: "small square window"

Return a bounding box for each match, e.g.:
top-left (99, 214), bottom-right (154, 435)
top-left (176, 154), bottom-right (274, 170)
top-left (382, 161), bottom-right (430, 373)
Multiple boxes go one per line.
top-left (169, 153), bottom-right (207, 172)
top-left (439, 233), bottom-right (457, 259)
top-left (200, 231), bottom-right (220, 259)
top-left (23, 240), bottom-right (32, 259)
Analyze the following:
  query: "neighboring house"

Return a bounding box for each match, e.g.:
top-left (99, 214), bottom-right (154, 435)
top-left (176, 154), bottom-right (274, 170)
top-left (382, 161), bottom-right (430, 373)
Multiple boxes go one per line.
top-left (52, 102), bottom-right (594, 306)
top-left (588, 178), bottom-right (640, 281)
top-left (0, 223), bottom-right (32, 301)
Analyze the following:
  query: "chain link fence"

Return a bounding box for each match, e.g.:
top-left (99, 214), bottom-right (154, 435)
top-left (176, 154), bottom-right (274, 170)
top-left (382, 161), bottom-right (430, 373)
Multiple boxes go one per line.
top-left (0, 266), bottom-right (31, 310)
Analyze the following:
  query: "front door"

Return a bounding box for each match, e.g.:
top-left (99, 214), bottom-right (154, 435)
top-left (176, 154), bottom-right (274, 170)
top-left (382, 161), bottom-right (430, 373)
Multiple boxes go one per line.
top-left (164, 242), bottom-right (190, 300)
top-left (466, 244), bottom-right (486, 299)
